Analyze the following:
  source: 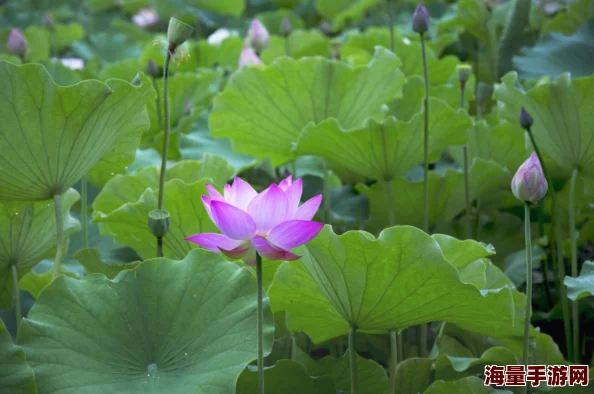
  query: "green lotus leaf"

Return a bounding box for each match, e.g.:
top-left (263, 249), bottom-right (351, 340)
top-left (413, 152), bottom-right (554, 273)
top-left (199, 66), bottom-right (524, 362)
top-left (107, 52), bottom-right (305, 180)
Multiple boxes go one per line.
top-left (435, 343), bottom-right (517, 381)
top-left (514, 21), bottom-right (594, 79)
top-left (341, 27), bottom-right (464, 85)
top-left (494, 71), bottom-right (594, 179)
top-left (95, 179), bottom-right (219, 260)
top-left (0, 189), bottom-right (80, 309)
top-left (18, 269), bottom-right (78, 300)
top-left (18, 249), bottom-right (273, 394)
top-left (424, 376), bottom-right (512, 394)
top-left (144, 70), bottom-right (221, 140)
top-left (542, 0), bottom-right (594, 35)
top-left (296, 98), bottom-right (471, 181)
top-left (255, 10), bottom-right (305, 35)
top-left (0, 61), bottom-right (154, 199)
top-left (261, 30), bottom-right (330, 64)
top-left (209, 47), bottom-right (405, 166)
top-left (98, 58), bottom-right (145, 81)
top-left (564, 261), bottom-right (594, 301)
top-left (93, 155), bottom-right (234, 220)
top-left (23, 26), bottom-right (50, 62)
top-left (357, 158), bottom-right (507, 233)
top-left (51, 23), bottom-right (85, 53)
top-left (0, 318), bottom-right (36, 394)
top-left (180, 124), bottom-right (257, 174)
top-left (314, 0), bottom-right (382, 31)
top-left (156, 0), bottom-right (245, 17)
top-left (293, 345), bottom-right (388, 394)
top-left (74, 248), bottom-right (140, 279)
top-left (269, 225), bottom-right (517, 344)
top-left (35, 60), bottom-right (82, 86)
top-left (394, 358), bottom-right (433, 394)
top-left (447, 120), bottom-right (527, 178)
top-left (236, 360), bottom-right (336, 394)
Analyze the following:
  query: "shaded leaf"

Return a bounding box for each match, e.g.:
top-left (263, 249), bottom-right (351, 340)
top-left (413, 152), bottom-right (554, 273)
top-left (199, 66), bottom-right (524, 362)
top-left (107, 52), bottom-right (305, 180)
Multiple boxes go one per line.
top-left (564, 261), bottom-right (594, 301)
top-left (0, 318), bottom-right (36, 394)
top-left (74, 248), bottom-right (140, 279)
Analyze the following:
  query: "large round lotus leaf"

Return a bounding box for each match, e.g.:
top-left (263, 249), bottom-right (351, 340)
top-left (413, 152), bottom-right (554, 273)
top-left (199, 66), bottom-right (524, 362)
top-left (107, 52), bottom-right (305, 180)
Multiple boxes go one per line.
top-left (356, 158), bottom-right (507, 233)
top-left (0, 318), bottom-right (36, 394)
top-left (94, 178), bottom-right (220, 260)
top-left (92, 155), bottom-right (234, 221)
top-left (424, 376), bottom-right (512, 394)
top-left (565, 261), bottom-right (594, 301)
top-left (494, 71), bottom-right (594, 179)
top-left (0, 188), bottom-right (80, 309)
top-left (268, 225), bottom-right (518, 345)
top-left (18, 249), bottom-right (274, 394)
top-left (296, 98), bottom-right (471, 181)
top-left (209, 47), bottom-right (405, 166)
top-left (261, 30), bottom-right (330, 64)
top-left (0, 61), bottom-right (154, 200)
top-left (236, 360), bottom-right (336, 394)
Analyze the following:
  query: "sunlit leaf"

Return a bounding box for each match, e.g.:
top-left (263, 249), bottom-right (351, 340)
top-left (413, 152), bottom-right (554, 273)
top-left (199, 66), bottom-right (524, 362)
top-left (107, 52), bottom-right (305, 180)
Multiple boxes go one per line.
top-left (564, 261), bottom-right (594, 301)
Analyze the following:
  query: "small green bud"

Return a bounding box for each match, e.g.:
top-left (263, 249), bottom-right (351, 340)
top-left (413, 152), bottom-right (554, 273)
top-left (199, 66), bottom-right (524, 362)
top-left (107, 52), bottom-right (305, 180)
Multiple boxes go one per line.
top-left (148, 209), bottom-right (170, 238)
top-left (167, 17), bottom-right (194, 47)
top-left (456, 64), bottom-right (472, 85)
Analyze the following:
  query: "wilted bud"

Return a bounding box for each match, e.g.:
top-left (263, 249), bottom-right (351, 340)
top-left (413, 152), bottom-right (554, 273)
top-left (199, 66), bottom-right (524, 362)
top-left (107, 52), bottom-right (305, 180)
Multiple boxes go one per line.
top-left (238, 47), bottom-right (262, 68)
top-left (147, 58), bottom-right (160, 78)
top-left (280, 17), bottom-right (292, 37)
top-left (132, 8), bottom-right (159, 28)
top-left (412, 3), bottom-right (429, 34)
top-left (520, 107), bottom-right (533, 129)
top-left (43, 12), bottom-right (55, 31)
top-left (246, 19), bottom-right (269, 52)
top-left (7, 28), bottom-right (27, 56)
top-left (477, 82), bottom-right (493, 104)
top-left (167, 17), bottom-right (194, 47)
top-left (148, 209), bottom-right (170, 238)
top-left (511, 152), bottom-right (548, 204)
top-left (456, 64), bottom-right (472, 86)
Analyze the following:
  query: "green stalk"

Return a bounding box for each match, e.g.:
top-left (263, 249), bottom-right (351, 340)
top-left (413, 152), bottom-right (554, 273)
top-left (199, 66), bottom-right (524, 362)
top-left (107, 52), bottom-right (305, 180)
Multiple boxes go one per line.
top-left (81, 175), bottom-right (88, 249)
top-left (387, 0), bottom-right (395, 52)
top-left (385, 180), bottom-right (401, 393)
top-left (152, 78), bottom-right (163, 136)
top-left (419, 31), bottom-right (430, 358)
top-left (525, 126), bottom-right (571, 356)
top-left (389, 331), bottom-right (398, 394)
top-left (156, 50), bottom-right (172, 257)
top-left (522, 202), bottom-right (533, 394)
top-left (52, 194), bottom-right (64, 281)
top-left (256, 253), bottom-right (265, 394)
top-left (569, 168), bottom-right (580, 362)
top-left (349, 326), bottom-right (358, 394)
top-left (323, 162), bottom-right (332, 224)
top-left (460, 84), bottom-right (472, 238)
top-left (11, 264), bottom-right (21, 324)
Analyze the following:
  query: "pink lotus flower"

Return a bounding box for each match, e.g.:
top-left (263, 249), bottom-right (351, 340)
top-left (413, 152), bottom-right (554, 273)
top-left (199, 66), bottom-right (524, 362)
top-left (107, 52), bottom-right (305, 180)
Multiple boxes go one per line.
top-left (186, 176), bottom-right (323, 265)
top-left (238, 47), bottom-right (262, 68)
top-left (132, 8), bottom-right (159, 28)
top-left (511, 152), bottom-right (548, 204)
top-left (7, 28), bottom-right (27, 56)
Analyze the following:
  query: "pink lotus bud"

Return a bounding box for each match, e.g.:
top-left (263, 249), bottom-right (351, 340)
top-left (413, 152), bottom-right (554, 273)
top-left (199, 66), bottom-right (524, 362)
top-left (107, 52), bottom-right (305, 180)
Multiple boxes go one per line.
top-left (238, 47), bottom-right (262, 68)
top-left (511, 152), bottom-right (548, 204)
top-left (146, 58), bottom-right (160, 78)
top-left (246, 19), bottom-right (269, 52)
top-left (412, 3), bottom-right (430, 34)
top-left (7, 28), bottom-right (27, 56)
top-left (520, 107), bottom-right (533, 129)
top-left (132, 8), bottom-right (159, 28)
top-left (43, 12), bottom-right (55, 31)
top-left (280, 17), bottom-right (292, 37)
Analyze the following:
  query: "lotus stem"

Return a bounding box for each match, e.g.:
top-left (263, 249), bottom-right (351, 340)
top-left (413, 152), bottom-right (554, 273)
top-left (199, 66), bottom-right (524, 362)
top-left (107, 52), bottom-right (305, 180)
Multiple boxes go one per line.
top-left (323, 162), bottom-right (332, 224)
top-left (460, 83), bottom-right (472, 238)
top-left (81, 176), bottom-right (88, 250)
top-left (349, 326), bottom-right (358, 394)
top-left (420, 30), bottom-right (430, 358)
top-left (52, 194), bottom-right (64, 281)
top-left (525, 126), bottom-right (572, 358)
top-left (256, 252), bottom-right (265, 394)
top-left (11, 264), bottom-right (21, 324)
top-left (522, 202), bottom-right (533, 394)
top-left (389, 330), bottom-right (398, 394)
top-left (569, 168), bottom-right (580, 362)
top-left (156, 50), bottom-right (172, 257)
top-left (387, 0), bottom-right (395, 52)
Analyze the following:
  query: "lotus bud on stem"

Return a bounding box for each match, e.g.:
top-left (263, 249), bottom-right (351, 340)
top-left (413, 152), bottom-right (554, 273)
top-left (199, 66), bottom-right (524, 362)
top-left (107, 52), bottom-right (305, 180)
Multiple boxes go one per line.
top-left (153, 18), bottom-right (194, 257)
top-left (519, 107), bottom-right (573, 359)
top-left (246, 19), bottom-right (269, 55)
top-left (7, 28), bottom-right (27, 59)
top-left (511, 152), bottom-right (548, 394)
top-left (414, 2), bottom-right (431, 359)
